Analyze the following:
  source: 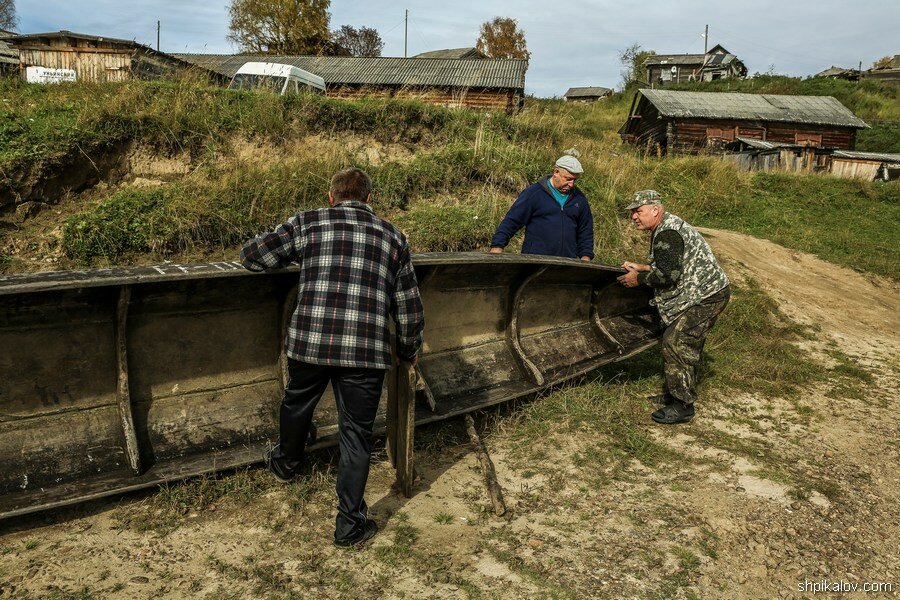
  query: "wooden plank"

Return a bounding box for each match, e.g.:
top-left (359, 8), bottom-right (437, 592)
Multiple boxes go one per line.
top-left (115, 286), bottom-right (142, 475)
top-left (385, 358), bottom-right (398, 467)
top-left (395, 362), bottom-right (416, 497)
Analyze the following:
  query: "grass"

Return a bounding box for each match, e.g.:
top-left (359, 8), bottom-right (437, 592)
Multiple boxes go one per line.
top-left (2, 77), bottom-right (895, 280)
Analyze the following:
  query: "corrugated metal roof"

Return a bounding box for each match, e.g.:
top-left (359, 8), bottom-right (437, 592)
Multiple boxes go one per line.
top-left (174, 53), bottom-right (527, 89)
top-left (645, 52), bottom-right (740, 68)
top-left (413, 47), bottom-right (485, 60)
top-left (644, 53), bottom-right (707, 66)
top-left (564, 86), bottom-right (612, 98)
top-left (734, 137), bottom-right (797, 150)
top-left (5, 30), bottom-right (142, 49)
top-left (832, 150), bottom-right (900, 163)
top-left (639, 89), bottom-right (868, 128)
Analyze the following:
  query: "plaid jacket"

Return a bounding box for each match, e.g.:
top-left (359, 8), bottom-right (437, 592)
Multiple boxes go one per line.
top-left (240, 201), bottom-right (425, 370)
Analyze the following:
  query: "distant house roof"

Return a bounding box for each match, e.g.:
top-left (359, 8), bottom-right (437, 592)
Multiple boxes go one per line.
top-left (5, 30), bottom-right (210, 72)
top-left (644, 45), bottom-right (744, 73)
top-left (174, 54), bottom-right (527, 89)
top-left (6, 30), bottom-right (147, 50)
top-left (564, 86), bottom-right (612, 98)
top-left (814, 66), bottom-right (859, 78)
top-left (413, 47), bottom-right (486, 60)
top-left (633, 89), bottom-right (868, 129)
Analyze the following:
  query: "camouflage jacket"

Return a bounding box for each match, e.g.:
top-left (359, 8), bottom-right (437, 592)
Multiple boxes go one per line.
top-left (649, 212), bottom-right (729, 325)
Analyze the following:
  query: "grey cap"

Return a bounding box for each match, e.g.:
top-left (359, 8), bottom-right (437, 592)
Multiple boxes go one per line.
top-left (625, 189), bottom-right (663, 210)
top-left (554, 155), bottom-right (584, 174)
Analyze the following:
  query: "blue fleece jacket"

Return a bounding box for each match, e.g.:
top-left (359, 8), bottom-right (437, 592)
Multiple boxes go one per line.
top-left (490, 176), bottom-right (595, 259)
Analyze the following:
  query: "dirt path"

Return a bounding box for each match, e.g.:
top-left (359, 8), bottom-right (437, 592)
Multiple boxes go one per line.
top-left (701, 227), bottom-right (900, 360)
top-left (0, 231), bottom-right (898, 599)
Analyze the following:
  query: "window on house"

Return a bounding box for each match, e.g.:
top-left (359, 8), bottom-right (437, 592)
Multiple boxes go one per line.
top-left (706, 127), bottom-right (735, 141)
top-left (795, 133), bottom-right (823, 146)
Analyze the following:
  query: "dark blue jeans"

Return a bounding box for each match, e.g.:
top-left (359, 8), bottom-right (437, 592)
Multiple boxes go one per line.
top-left (271, 359), bottom-right (386, 543)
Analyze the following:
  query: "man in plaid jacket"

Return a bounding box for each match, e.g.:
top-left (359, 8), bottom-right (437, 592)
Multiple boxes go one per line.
top-left (240, 167), bottom-right (425, 547)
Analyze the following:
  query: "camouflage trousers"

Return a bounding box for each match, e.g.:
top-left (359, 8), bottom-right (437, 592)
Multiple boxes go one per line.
top-left (661, 286), bottom-right (730, 405)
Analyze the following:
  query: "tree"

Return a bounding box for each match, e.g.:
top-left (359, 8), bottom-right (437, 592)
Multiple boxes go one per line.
top-left (227, 0), bottom-right (334, 55)
top-left (475, 17), bottom-right (530, 60)
top-left (0, 0), bottom-right (17, 31)
top-left (872, 56), bottom-right (893, 70)
top-left (332, 25), bottom-right (383, 57)
top-left (619, 43), bottom-right (655, 88)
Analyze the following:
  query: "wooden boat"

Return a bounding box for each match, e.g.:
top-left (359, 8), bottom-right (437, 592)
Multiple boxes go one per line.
top-left (0, 253), bottom-right (662, 519)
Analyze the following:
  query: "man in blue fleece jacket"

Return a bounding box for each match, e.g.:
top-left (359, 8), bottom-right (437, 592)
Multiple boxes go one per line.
top-left (489, 155), bottom-right (594, 261)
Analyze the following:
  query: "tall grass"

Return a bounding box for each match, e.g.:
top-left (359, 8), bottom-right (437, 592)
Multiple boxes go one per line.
top-left (2, 77), bottom-right (895, 277)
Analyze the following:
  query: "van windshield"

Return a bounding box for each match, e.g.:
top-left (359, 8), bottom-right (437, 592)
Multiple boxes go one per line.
top-left (228, 74), bottom-right (287, 93)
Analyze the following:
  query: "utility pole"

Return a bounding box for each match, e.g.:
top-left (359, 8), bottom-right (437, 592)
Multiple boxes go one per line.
top-left (404, 10), bottom-right (408, 57)
top-left (157, 20), bottom-right (160, 51)
top-left (704, 24), bottom-right (708, 54)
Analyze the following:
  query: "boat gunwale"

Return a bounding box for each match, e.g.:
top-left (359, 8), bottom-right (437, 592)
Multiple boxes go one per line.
top-left (0, 253), bottom-right (628, 296)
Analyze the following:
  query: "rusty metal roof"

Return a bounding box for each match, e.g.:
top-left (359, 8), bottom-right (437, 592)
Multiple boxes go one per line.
top-left (564, 86), bottom-right (612, 98)
top-left (174, 53), bottom-right (527, 89)
top-left (638, 89), bottom-right (868, 128)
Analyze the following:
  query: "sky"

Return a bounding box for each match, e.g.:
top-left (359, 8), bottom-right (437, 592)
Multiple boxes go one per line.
top-left (15, 0), bottom-right (900, 97)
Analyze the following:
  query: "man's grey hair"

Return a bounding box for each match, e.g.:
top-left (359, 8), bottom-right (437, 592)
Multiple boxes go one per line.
top-left (330, 167), bottom-right (372, 203)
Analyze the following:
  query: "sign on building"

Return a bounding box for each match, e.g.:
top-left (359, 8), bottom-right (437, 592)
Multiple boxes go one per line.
top-left (25, 66), bottom-right (77, 84)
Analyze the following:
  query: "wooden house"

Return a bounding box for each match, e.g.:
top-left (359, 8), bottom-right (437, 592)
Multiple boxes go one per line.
top-left (862, 55), bottom-right (900, 84)
top-left (644, 44), bottom-right (746, 86)
top-left (5, 30), bottom-right (224, 83)
top-left (176, 53), bottom-right (527, 113)
top-left (564, 86), bottom-right (612, 102)
top-left (619, 89), bottom-right (867, 155)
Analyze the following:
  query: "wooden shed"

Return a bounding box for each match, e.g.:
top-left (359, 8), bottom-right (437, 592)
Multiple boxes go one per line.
top-left (564, 86), bottom-right (612, 103)
top-left (619, 89), bottom-right (868, 155)
top-left (830, 151), bottom-right (900, 181)
top-left (6, 30), bottom-right (223, 83)
top-left (175, 53), bottom-right (527, 113)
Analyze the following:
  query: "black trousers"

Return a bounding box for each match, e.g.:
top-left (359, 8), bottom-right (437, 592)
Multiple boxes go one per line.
top-left (270, 358), bottom-right (386, 543)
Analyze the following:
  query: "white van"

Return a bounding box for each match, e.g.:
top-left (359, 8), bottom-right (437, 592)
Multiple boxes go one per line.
top-left (227, 62), bottom-right (325, 95)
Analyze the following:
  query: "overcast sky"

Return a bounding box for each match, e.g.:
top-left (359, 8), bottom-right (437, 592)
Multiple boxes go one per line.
top-left (16, 0), bottom-right (900, 97)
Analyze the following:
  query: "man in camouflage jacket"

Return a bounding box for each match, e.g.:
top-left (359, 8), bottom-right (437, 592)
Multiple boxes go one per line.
top-left (617, 190), bottom-right (730, 424)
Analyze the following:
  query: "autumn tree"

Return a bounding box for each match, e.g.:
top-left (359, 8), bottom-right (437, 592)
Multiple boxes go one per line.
top-left (475, 17), bottom-right (530, 60)
top-left (619, 43), bottom-right (655, 88)
top-left (332, 25), bottom-right (384, 57)
top-left (0, 0), bottom-right (17, 31)
top-left (227, 0), bottom-right (334, 55)
top-left (872, 56), bottom-right (893, 70)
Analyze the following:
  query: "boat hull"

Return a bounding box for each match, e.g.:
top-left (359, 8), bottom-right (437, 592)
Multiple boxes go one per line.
top-left (0, 253), bottom-right (661, 519)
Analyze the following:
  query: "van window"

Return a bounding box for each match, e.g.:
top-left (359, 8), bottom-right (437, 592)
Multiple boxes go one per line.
top-left (228, 74), bottom-right (288, 93)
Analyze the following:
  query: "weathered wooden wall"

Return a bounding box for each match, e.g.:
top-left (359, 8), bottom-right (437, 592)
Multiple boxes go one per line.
top-left (327, 85), bottom-right (523, 113)
top-left (667, 119), bottom-right (857, 155)
top-left (18, 47), bottom-right (131, 82)
top-left (831, 158), bottom-right (882, 180)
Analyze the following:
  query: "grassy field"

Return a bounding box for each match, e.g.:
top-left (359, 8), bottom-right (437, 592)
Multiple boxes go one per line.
top-left (1, 76), bottom-right (898, 278)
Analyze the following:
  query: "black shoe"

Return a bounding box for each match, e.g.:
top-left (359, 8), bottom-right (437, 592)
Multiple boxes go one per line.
top-left (264, 443), bottom-right (295, 483)
top-left (647, 393), bottom-right (676, 406)
top-left (651, 401), bottom-right (695, 424)
top-left (334, 519), bottom-right (378, 548)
